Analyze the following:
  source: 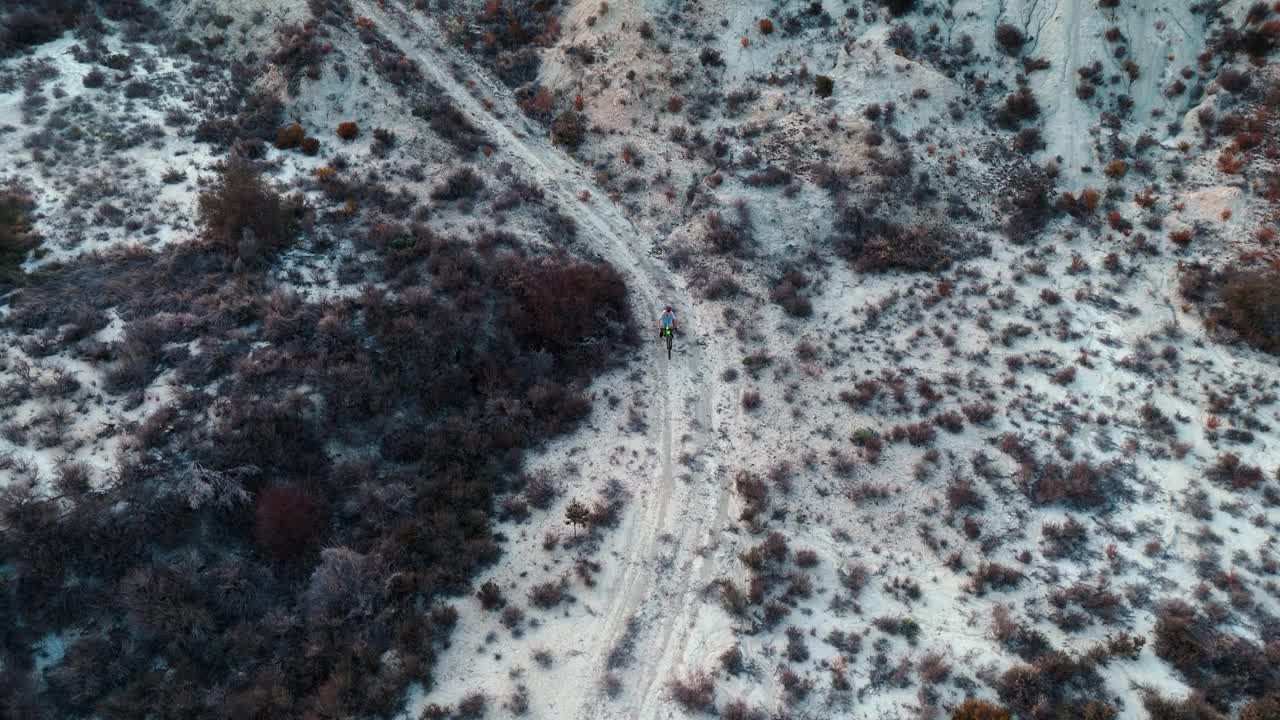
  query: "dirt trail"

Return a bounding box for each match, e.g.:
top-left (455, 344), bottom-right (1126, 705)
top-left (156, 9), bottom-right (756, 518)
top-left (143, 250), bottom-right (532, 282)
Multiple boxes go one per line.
top-left (352, 3), bottom-right (728, 716)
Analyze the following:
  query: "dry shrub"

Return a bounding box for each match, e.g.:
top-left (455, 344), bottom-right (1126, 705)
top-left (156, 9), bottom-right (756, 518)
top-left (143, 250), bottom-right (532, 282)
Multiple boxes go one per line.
top-left (476, 580), bottom-right (505, 610)
top-left (667, 670), bottom-right (715, 712)
top-left (417, 101), bottom-right (488, 153)
top-left (952, 698), bottom-right (1012, 720)
top-left (1240, 696), bottom-right (1280, 720)
top-left (721, 699), bottom-right (765, 720)
top-left (0, 184), bottom-right (38, 290)
top-left (996, 651), bottom-right (1106, 716)
top-left (995, 24), bottom-right (1026, 55)
top-left (1103, 159), bottom-right (1128, 179)
top-left (996, 88), bottom-right (1040, 128)
top-left (962, 402), bottom-right (997, 424)
top-left (970, 562), bottom-right (1025, 595)
top-left (946, 477), bottom-right (984, 510)
top-left (770, 267), bottom-right (812, 317)
top-left (1206, 453), bottom-right (1264, 490)
top-left (196, 158), bottom-right (300, 263)
top-left (506, 254), bottom-right (629, 362)
top-left (880, 0), bottom-right (918, 17)
top-left (833, 206), bottom-right (951, 273)
top-left (758, 18), bottom-right (774, 34)
top-left (430, 167), bottom-right (485, 201)
top-left (336, 121), bottom-right (359, 140)
top-left (254, 484), bottom-right (325, 558)
top-left (1032, 461), bottom-right (1110, 507)
top-left (1221, 269), bottom-right (1280, 354)
top-left (1142, 691), bottom-right (1225, 720)
top-left (275, 122), bottom-right (305, 149)
top-left (551, 111), bottom-right (586, 149)
top-left (1152, 599), bottom-right (1276, 708)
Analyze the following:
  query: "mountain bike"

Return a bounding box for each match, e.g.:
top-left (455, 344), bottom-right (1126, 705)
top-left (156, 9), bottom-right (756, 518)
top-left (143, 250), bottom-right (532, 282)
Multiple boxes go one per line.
top-left (661, 327), bottom-right (674, 359)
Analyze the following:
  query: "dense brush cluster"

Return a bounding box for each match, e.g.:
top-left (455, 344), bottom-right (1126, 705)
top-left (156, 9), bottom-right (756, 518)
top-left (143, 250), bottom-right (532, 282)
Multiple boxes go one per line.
top-left (1, 0), bottom-right (161, 58)
top-left (0, 184), bottom-right (38, 291)
top-left (0, 185), bottom-right (634, 716)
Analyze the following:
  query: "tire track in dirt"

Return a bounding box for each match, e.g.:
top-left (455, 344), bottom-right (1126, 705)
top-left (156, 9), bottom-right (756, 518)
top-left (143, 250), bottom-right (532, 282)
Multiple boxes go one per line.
top-left (350, 4), bottom-right (725, 717)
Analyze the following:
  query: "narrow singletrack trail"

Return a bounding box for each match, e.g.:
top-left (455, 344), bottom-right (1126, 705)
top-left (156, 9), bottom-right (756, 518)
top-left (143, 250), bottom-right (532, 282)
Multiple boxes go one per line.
top-left (351, 4), bottom-right (730, 716)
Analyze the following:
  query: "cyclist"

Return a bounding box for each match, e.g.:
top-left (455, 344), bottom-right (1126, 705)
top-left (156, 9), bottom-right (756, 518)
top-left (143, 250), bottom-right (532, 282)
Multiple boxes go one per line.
top-left (659, 305), bottom-right (678, 358)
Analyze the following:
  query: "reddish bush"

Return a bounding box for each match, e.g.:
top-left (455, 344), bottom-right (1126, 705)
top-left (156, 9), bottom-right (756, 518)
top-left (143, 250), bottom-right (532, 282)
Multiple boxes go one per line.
top-left (275, 122), bottom-right (305, 149)
top-left (254, 485), bottom-right (325, 558)
top-left (952, 698), bottom-right (1012, 720)
top-left (336, 121), bottom-right (359, 140)
top-left (758, 18), bottom-right (774, 34)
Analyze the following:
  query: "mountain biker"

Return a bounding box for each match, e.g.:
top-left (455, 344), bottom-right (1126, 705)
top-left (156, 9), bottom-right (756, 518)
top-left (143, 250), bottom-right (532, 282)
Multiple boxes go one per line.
top-left (659, 306), bottom-right (678, 359)
top-left (659, 306), bottom-right (678, 338)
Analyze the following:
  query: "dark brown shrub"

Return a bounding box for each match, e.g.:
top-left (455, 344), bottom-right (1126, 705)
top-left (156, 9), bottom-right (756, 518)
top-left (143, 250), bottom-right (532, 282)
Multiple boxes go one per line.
top-left (254, 484), bottom-right (325, 558)
top-left (970, 562), bottom-right (1025, 595)
top-left (667, 670), bottom-right (715, 712)
top-left (997, 88), bottom-right (1040, 128)
top-left (430, 167), bottom-right (485, 201)
top-left (1218, 68), bottom-right (1251, 93)
top-left (1142, 691), bottom-right (1225, 720)
top-left (417, 101), bottom-right (488, 153)
top-left (815, 75), bottom-right (834, 98)
top-left (880, 0), bottom-right (918, 17)
top-left (946, 477), bottom-right (984, 510)
top-left (995, 24), bottom-right (1026, 55)
top-left (962, 402), bottom-right (997, 424)
top-left (1206, 453), bottom-right (1264, 490)
top-left (0, 184), bottom-right (38, 290)
top-left (300, 136), bottom-right (320, 155)
top-left (528, 578), bottom-right (568, 608)
top-left (1040, 516), bottom-right (1088, 559)
top-left (456, 692), bottom-right (487, 718)
top-left (275, 122), bottom-right (305, 149)
top-left (196, 159), bottom-right (299, 262)
top-left (1221, 269), bottom-right (1280, 354)
top-left (476, 579), bottom-right (505, 610)
top-left (336, 121), bottom-right (359, 140)
top-left (550, 111), bottom-right (586, 149)
top-left (952, 698), bottom-right (1012, 720)
top-left (1240, 696), bottom-right (1280, 720)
